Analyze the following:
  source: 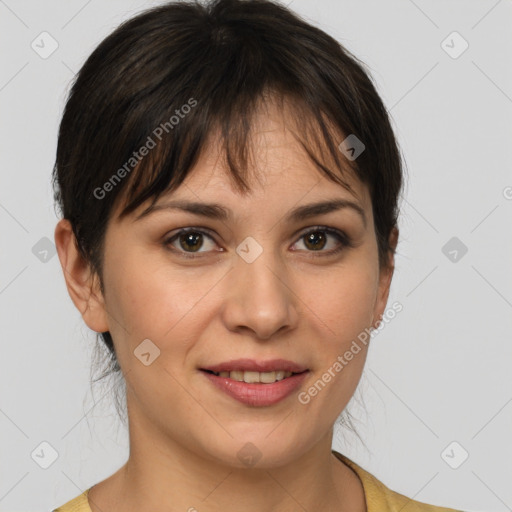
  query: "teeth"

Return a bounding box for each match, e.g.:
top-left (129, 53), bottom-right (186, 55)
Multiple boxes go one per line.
top-left (243, 371), bottom-right (260, 383)
top-left (215, 370), bottom-right (294, 383)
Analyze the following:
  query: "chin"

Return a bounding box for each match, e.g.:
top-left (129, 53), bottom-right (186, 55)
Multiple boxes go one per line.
top-left (201, 432), bottom-right (310, 470)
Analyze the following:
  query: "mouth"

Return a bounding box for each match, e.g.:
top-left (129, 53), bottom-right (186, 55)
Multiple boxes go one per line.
top-left (198, 358), bottom-right (310, 406)
top-left (200, 368), bottom-right (308, 384)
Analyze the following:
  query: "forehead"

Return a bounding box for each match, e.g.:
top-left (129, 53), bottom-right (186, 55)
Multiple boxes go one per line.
top-left (112, 96), bottom-right (371, 223)
top-left (174, 100), bottom-right (369, 206)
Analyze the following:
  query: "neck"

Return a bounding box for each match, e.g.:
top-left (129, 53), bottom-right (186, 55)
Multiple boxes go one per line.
top-left (87, 407), bottom-right (365, 512)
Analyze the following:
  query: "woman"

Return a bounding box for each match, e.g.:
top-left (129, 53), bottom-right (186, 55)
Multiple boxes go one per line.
top-left (52, 0), bottom-right (462, 510)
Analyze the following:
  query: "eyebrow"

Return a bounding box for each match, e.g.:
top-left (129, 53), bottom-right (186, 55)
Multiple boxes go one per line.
top-left (135, 198), bottom-right (367, 228)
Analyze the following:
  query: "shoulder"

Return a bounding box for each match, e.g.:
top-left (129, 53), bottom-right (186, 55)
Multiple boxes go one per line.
top-left (332, 451), bottom-right (463, 512)
top-left (52, 489), bottom-right (92, 512)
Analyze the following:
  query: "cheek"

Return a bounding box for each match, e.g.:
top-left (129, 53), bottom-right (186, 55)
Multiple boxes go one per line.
top-left (105, 248), bottom-right (189, 327)
top-left (102, 258), bottom-right (211, 411)
top-left (297, 260), bottom-right (377, 407)
top-left (103, 249), bottom-right (225, 368)
top-left (311, 262), bottom-right (378, 342)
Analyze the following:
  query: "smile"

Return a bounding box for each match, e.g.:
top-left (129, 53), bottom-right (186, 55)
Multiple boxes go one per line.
top-left (200, 369), bottom-right (309, 406)
top-left (203, 369), bottom-right (303, 383)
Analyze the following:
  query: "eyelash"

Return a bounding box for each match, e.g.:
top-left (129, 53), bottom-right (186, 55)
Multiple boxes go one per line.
top-left (163, 226), bottom-right (354, 260)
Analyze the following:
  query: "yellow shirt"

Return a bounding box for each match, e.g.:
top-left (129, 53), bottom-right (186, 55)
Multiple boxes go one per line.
top-left (52, 450), bottom-right (462, 512)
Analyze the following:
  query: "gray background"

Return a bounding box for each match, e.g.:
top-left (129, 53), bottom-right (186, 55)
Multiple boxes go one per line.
top-left (1, 0), bottom-right (511, 511)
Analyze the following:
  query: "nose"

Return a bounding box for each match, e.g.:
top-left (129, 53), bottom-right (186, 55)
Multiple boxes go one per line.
top-left (219, 250), bottom-right (299, 340)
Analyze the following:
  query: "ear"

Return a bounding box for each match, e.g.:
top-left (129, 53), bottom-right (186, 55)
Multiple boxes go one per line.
top-left (54, 218), bottom-right (110, 333)
top-left (371, 226), bottom-right (398, 329)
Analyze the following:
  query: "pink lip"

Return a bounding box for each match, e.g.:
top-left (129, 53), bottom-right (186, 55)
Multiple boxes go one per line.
top-left (201, 358), bottom-right (307, 373)
top-left (201, 370), bottom-right (309, 407)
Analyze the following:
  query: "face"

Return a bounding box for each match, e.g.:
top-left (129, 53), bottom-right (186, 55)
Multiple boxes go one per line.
top-left (59, 103), bottom-right (395, 470)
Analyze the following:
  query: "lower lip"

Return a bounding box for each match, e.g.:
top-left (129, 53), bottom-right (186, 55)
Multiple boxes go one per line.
top-left (201, 370), bottom-right (309, 406)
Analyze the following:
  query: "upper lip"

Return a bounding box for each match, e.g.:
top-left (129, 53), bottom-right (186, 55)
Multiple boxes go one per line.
top-left (201, 358), bottom-right (308, 374)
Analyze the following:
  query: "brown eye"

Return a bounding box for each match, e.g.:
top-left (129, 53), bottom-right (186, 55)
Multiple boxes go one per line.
top-left (165, 228), bottom-right (218, 256)
top-left (303, 231), bottom-right (327, 251)
top-left (178, 232), bottom-right (204, 252)
top-left (292, 227), bottom-right (353, 256)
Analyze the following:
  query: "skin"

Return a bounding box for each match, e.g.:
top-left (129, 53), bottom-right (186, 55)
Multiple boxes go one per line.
top-left (55, 100), bottom-right (398, 512)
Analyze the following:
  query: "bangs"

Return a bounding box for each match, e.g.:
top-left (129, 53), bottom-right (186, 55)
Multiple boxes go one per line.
top-left (113, 88), bottom-right (360, 222)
